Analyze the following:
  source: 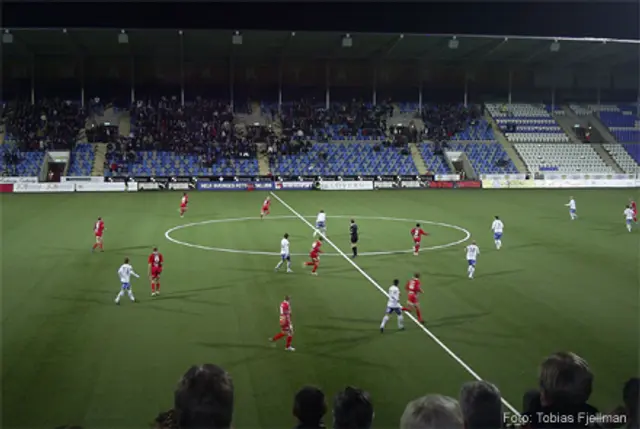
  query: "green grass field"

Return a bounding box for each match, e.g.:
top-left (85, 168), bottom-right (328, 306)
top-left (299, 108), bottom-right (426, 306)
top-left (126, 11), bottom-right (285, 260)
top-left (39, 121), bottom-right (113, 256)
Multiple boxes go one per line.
top-left (2, 189), bottom-right (639, 428)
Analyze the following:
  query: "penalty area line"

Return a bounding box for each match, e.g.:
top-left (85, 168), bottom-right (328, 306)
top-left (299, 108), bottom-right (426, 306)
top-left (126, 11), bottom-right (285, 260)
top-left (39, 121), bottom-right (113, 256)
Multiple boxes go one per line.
top-left (269, 191), bottom-right (520, 416)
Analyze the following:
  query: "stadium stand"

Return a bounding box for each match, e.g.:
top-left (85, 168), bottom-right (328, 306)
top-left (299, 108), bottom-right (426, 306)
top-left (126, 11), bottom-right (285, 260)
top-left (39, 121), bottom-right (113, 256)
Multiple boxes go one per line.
top-left (448, 143), bottom-right (518, 174)
top-left (0, 143), bottom-right (46, 177)
top-left (514, 143), bottom-right (615, 173)
top-left (597, 105), bottom-right (640, 143)
top-left (67, 143), bottom-right (96, 176)
top-left (487, 103), bottom-right (570, 143)
top-left (272, 142), bottom-right (418, 176)
top-left (603, 143), bottom-right (639, 174)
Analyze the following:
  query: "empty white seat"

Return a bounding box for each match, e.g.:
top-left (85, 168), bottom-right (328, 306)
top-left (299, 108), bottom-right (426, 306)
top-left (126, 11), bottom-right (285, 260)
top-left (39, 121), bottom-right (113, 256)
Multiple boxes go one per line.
top-left (514, 143), bottom-right (616, 174)
top-left (603, 143), bottom-right (640, 174)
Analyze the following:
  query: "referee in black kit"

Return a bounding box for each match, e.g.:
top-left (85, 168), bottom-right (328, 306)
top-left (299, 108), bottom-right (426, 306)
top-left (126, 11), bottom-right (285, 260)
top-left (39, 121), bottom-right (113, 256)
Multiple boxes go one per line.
top-left (350, 219), bottom-right (359, 258)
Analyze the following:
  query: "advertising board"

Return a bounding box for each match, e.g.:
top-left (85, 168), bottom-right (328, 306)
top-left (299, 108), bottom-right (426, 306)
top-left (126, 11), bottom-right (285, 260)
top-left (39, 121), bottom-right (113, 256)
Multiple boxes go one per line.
top-left (75, 183), bottom-right (126, 192)
top-left (197, 182), bottom-right (274, 191)
top-left (61, 176), bottom-right (105, 183)
top-left (13, 183), bottom-right (75, 193)
top-left (319, 181), bottom-right (374, 191)
top-left (0, 177), bottom-right (38, 183)
top-left (274, 181), bottom-right (314, 190)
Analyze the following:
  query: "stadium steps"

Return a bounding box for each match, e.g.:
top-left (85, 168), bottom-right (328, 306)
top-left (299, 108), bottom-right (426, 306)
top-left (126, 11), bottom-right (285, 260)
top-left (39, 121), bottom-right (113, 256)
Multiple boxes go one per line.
top-left (119, 112), bottom-right (131, 137)
top-left (590, 143), bottom-right (624, 173)
top-left (552, 111), bottom-right (582, 144)
top-left (409, 143), bottom-right (428, 175)
top-left (484, 111), bottom-right (527, 174)
top-left (258, 150), bottom-right (271, 176)
top-left (91, 143), bottom-right (108, 176)
top-left (77, 128), bottom-right (88, 144)
top-left (573, 107), bottom-right (620, 145)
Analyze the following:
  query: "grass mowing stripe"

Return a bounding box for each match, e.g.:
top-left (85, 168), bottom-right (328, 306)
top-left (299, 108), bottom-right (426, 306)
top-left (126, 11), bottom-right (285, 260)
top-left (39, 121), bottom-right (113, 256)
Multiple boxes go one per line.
top-left (270, 191), bottom-right (521, 416)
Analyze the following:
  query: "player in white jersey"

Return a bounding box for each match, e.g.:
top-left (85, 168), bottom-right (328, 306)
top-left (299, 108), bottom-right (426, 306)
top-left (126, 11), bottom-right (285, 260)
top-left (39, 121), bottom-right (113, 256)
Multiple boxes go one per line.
top-left (274, 233), bottom-right (294, 273)
top-left (313, 210), bottom-right (327, 237)
top-left (380, 279), bottom-right (404, 333)
top-left (491, 216), bottom-right (504, 250)
top-left (465, 241), bottom-right (480, 279)
top-left (565, 197), bottom-right (577, 220)
top-left (115, 257), bottom-right (139, 304)
top-left (624, 206), bottom-right (634, 232)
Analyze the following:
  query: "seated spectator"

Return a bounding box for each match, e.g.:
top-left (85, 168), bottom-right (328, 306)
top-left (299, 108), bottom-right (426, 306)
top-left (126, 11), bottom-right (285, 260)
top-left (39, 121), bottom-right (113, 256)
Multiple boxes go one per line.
top-left (155, 363), bottom-right (234, 429)
top-left (333, 386), bottom-right (374, 429)
top-left (523, 351), bottom-right (598, 428)
top-left (401, 395), bottom-right (464, 429)
top-left (3, 99), bottom-right (85, 151)
top-left (293, 386), bottom-right (327, 429)
top-left (421, 104), bottom-right (481, 142)
top-left (459, 381), bottom-right (503, 429)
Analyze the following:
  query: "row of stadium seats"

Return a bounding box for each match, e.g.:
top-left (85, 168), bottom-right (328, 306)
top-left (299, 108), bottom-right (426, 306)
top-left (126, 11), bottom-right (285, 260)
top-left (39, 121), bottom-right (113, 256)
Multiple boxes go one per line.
top-left (105, 151), bottom-right (260, 177)
top-left (603, 143), bottom-right (640, 174)
top-left (0, 144), bottom-right (45, 177)
top-left (67, 144), bottom-right (96, 176)
top-left (273, 142), bottom-right (418, 176)
top-left (514, 143), bottom-right (614, 174)
top-left (487, 103), bottom-right (569, 143)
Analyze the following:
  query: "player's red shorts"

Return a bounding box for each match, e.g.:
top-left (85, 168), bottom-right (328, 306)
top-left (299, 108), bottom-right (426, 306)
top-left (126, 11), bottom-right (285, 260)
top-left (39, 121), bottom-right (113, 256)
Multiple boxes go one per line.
top-left (309, 252), bottom-right (319, 262)
top-left (279, 317), bottom-right (291, 332)
top-left (262, 205), bottom-right (269, 213)
top-left (413, 238), bottom-right (421, 244)
top-left (180, 203), bottom-right (187, 209)
top-left (151, 267), bottom-right (163, 278)
top-left (95, 233), bottom-right (103, 240)
top-left (407, 292), bottom-right (419, 305)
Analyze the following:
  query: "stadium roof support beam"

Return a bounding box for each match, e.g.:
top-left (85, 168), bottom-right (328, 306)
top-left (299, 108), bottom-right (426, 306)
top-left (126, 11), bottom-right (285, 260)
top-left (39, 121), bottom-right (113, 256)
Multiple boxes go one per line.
top-left (376, 34), bottom-right (404, 59)
top-left (555, 42), bottom-right (609, 66)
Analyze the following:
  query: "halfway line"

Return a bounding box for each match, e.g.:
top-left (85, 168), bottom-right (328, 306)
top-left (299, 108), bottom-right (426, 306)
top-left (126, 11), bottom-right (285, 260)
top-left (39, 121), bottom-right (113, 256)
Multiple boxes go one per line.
top-left (269, 192), bottom-right (520, 416)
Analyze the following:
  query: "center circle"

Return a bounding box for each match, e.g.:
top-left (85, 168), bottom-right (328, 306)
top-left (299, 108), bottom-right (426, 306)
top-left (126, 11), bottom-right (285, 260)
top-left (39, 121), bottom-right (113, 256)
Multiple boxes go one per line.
top-left (164, 216), bottom-right (471, 257)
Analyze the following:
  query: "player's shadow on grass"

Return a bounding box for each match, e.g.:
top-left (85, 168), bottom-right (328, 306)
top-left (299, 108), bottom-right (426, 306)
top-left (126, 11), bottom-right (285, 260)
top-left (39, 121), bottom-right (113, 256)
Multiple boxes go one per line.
top-left (475, 268), bottom-right (524, 279)
top-left (424, 312), bottom-right (490, 329)
top-left (109, 244), bottom-right (156, 254)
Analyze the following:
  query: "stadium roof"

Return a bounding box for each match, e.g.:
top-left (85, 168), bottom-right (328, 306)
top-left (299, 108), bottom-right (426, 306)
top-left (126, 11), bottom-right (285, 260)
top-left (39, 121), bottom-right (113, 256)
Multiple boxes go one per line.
top-left (4, 29), bottom-right (639, 69)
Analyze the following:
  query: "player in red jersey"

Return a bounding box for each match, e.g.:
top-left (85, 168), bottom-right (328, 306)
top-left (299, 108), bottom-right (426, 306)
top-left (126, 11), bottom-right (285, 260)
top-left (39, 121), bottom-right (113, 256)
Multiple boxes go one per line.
top-left (630, 198), bottom-right (637, 223)
top-left (410, 223), bottom-right (428, 256)
top-left (303, 237), bottom-right (323, 275)
top-left (179, 193), bottom-right (189, 218)
top-left (148, 247), bottom-right (164, 296)
top-left (269, 295), bottom-right (295, 351)
top-left (260, 196), bottom-right (271, 219)
top-left (402, 273), bottom-right (424, 323)
top-left (91, 217), bottom-right (105, 252)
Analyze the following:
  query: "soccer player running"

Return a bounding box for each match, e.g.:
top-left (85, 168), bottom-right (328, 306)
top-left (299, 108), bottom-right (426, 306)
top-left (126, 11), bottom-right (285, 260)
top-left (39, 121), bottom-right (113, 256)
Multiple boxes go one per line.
top-left (565, 196), bottom-right (577, 220)
top-left (491, 216), bottom-right (504, 250)
top-left (115, 257), bottom-right (139, 305)
top-left (179, 193), bottom-right (188, 218)
top-left (401, 273), bottom-right (424, 324)
top-left (269, 295), bottom-right (295, 351)
top-left (260, 197), bottom-right (271, 219)
top-left (350, 219), bottom-right (359, 258)
top-left (465, 241), bottom-right (480, 279)
top-left (275, 233), bottom-right (294, 273)
top-left (92, 217), bottom-right (105, 252)
top-left (148, 247), bottom-right (164, 296)
top-left (313, 210), bottom-right (327, 237)
top-left (630, 198), bottom-right (637, 223)
top-left (304, 237), bottom-right (323, 276)
top-left (410, 223), bottom-right (428, 256)
top-left (380, 279), bottom-right (404, 333)
top-left (624, 205), bottom-right (635, 233)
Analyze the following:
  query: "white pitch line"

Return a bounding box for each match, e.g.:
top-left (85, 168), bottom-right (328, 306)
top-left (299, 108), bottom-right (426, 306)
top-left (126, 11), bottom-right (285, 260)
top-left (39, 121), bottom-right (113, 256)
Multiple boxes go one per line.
top-left (269, 191), bottom-right (520, 416)
top-left (164, 215), bottom-right (470, 257)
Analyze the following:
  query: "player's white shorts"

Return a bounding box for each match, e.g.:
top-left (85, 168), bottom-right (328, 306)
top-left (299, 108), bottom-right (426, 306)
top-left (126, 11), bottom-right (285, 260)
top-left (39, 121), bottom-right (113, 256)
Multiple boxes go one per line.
top-left (494, 232), bottom-right (502, 240)
top-left (121, 282), bottom-right (131, 290)
top-left (386, 306), bottom-right (402, 315)
top-left (467, 259), bottom-right (476, 266)
top-left (281, 253), bottom-right (290, 261)
top-left (316, 221), bottom-right (325, 229)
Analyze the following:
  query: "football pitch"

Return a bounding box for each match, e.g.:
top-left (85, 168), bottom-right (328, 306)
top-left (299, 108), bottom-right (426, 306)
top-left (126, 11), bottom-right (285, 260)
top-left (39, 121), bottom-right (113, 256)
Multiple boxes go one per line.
top-left (2, 189), bottom-right (638, 428)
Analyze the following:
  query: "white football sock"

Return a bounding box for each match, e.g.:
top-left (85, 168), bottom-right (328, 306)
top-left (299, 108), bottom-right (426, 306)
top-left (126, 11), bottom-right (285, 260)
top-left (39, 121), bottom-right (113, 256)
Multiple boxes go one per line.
top-left (380, 315), bottom-right (389, 329)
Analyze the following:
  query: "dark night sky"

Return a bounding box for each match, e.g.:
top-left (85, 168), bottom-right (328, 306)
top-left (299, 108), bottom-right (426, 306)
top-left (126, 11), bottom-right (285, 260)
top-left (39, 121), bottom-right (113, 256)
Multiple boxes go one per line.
top-left (3, 2), bottom-right (639, 40)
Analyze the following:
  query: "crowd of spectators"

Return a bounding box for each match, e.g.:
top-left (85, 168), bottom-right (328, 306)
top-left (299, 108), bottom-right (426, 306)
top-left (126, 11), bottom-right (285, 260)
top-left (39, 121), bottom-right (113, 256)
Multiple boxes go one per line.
top-left (278, 99), bottom-right (392, 140)
top-left (421, 104), bottom-right (483, 142)
top-left (105, 97), bottom-right (258, 174)
top-left (2, 99), bottom-right (86, 151)
top-left (134, 352), bottom-right (640, 429)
